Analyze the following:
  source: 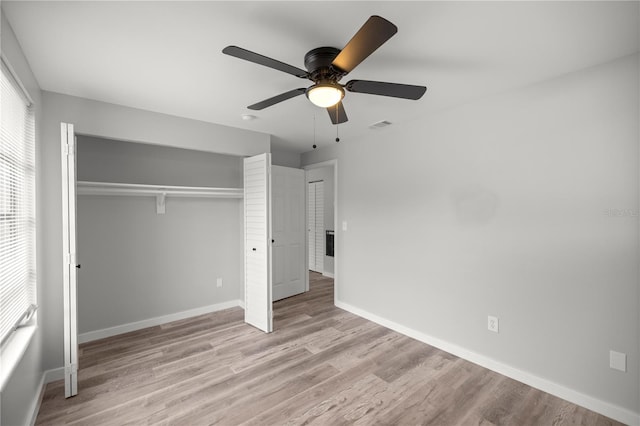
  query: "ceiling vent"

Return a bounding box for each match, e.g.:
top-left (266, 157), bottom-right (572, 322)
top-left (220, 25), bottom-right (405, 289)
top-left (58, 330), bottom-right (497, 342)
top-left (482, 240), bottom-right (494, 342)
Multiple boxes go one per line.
top-left (369, 120), bottom-right (392, 129)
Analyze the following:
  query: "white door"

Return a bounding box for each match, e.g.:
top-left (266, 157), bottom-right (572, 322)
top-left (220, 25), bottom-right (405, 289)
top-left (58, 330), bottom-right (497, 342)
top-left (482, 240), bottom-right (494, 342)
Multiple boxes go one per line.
top-left (61, 123), bottom-right (79, 397)
top-left (271, 166), bottom-right (305, 301)
top-left (244, 153), bottom-right (272, 332)
top-left (308, 181), bottom-right (324, 273)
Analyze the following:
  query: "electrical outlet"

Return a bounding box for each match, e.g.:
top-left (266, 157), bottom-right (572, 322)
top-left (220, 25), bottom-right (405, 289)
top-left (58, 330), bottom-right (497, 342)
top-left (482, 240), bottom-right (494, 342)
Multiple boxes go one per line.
top-left (488, 316), bottom-right (499, 333)
top-left (342, 221), bottom-right (348, 231)
top-left (216, 278), bottom-right (223, 288)
top-left (610, 350), bottom-right (626, 372)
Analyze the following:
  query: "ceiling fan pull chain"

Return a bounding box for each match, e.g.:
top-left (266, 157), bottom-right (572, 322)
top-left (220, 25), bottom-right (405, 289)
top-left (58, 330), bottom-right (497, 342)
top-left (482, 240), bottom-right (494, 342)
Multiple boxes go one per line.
top-left (313, 114), bottom-right (317, 149)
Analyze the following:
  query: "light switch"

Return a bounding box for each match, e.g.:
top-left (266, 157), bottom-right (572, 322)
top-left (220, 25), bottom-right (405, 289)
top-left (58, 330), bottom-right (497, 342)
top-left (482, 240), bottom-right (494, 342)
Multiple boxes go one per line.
top-left (342, 221), bottom-right (347, 231)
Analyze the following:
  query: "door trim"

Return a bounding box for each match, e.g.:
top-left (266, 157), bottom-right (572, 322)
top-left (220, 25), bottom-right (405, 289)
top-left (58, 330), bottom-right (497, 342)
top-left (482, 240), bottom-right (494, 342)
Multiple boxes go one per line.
top-left (303, 159), bottom-right (338, 304)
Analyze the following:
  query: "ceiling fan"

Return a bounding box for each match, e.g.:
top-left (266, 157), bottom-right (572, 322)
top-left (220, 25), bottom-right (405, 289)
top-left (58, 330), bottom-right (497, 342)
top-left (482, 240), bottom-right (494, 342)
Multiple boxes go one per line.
top-left (222, 15), bottom-right (427, 125)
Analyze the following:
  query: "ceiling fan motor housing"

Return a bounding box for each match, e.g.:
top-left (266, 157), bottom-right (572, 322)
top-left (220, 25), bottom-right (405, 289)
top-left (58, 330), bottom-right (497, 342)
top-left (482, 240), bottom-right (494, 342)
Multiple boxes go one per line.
top-left (304, 47), bottom-right (342, 82)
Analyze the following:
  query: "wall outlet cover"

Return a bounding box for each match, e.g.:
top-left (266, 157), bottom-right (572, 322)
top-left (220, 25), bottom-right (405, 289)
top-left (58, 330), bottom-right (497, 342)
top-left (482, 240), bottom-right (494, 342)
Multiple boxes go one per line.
top-left (488, 315), bottom-right (499, 333)
top-left (216, 278), bottom-right (223, 288)
top-left (609, 350), bottom-right (626, 372)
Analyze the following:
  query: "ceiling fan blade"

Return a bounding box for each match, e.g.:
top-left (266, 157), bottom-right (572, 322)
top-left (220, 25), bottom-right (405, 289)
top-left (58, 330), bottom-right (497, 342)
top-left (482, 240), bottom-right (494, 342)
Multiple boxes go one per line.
top-left (331, 16), bottom-right (398, 74)
top-left (247, 88), bottom-right (306, 110)
top-left (345, 80), bottom-right (427, 100)
top-left (223, 46), bottom-right (308, 78)
top-left (327, 101), bottom-right (348, 125)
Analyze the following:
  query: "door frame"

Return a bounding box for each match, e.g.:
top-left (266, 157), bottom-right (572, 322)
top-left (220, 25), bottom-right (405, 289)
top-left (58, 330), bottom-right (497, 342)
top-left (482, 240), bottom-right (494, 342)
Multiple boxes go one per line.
top-left (303, 159), bottom-right (338, 303)
top-left (307, 180), bottom-right (324, 274)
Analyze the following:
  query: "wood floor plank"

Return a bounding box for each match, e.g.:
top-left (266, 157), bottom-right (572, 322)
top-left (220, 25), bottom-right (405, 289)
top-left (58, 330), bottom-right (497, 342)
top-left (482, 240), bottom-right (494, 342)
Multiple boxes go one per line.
top-left (35, 273), bottom-right (623, 426)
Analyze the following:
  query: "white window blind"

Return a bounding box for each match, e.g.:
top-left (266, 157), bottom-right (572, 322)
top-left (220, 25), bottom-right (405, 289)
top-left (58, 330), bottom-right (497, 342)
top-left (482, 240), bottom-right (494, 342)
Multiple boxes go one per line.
top-left (0, 59), bottom-right (36, 346)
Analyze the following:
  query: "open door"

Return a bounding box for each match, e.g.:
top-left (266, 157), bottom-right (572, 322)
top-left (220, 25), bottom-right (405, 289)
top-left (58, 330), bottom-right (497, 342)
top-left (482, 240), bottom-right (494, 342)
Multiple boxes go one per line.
top-left (243, 153), bottom-right (272, 332)
top-left (61, 123), bottom-right (79, 397)
top-left (308, 181), bottom-right (324, 273)
top-left (271, 166), bottom-right (306, 301)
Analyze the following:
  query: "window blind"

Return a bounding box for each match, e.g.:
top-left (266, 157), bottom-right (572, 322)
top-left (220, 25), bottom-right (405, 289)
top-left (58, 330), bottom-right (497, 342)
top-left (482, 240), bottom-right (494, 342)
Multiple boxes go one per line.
top-left (0, 59), bottom-right (36, 346)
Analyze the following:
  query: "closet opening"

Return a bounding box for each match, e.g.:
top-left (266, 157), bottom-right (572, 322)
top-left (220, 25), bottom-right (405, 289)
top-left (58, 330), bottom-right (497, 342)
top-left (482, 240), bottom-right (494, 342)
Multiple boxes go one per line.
top-left (74, 135), bottom-right (245, 346)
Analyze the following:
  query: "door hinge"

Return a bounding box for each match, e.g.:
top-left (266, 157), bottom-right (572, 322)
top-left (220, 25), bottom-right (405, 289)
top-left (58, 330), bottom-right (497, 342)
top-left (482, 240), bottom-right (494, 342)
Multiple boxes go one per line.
top-left (65, 363), bottom-right (78, 375)
top-left (64, 136), bottom-right (76, 156)
top-left (64, 142), bottom-right (76, 156)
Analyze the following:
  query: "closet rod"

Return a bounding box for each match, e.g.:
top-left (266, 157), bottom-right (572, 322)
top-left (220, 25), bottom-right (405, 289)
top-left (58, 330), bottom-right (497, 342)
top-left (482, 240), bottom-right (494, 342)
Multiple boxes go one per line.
top-left (77, 181), bottom-right (243, 199)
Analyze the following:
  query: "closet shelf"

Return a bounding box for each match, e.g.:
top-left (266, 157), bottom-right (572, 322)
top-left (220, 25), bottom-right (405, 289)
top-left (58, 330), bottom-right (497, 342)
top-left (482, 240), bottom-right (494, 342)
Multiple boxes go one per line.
top-left (77, 181), bottom-right (243, 199)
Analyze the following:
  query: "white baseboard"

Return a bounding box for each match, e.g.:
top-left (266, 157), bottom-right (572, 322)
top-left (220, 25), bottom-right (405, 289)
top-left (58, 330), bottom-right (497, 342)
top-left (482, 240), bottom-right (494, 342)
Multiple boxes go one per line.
top-left (29, 367), bottom-right (64, 426)
top-left (322, 272), bottom-right (335, 278)
top-left (334, 300), bottom-right (639, 426)
top-left (78, 300), bottom-right (243, 344)
top-left (43, 367), bottom-right (65, 383)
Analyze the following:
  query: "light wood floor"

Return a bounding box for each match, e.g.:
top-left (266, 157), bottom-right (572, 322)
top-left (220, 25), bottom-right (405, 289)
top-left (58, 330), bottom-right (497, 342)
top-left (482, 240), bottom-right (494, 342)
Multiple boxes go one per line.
top-left (36, 273), bottom-right (621, 425)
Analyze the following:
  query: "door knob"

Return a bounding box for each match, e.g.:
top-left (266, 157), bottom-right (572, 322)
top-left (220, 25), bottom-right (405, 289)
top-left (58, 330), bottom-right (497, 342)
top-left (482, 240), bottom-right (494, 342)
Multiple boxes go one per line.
top-left (76, 264), bottom-right (81, 269)
top-left (252, 248), bottom-right (257, 251)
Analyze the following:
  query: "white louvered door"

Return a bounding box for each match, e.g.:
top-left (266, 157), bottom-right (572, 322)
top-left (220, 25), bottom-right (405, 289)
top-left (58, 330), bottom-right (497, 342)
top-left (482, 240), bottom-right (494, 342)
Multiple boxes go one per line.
top-left (243, 153), bottom-right (272, 333)
top-left (61, 122), bottom-right (79, 397)
top-left (307, 181), bottom-right (324, 273)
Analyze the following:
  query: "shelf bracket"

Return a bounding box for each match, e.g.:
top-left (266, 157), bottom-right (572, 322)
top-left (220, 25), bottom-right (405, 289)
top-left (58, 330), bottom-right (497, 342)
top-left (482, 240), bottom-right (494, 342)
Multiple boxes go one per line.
top-left (156, 193), bottom-right (166, 215)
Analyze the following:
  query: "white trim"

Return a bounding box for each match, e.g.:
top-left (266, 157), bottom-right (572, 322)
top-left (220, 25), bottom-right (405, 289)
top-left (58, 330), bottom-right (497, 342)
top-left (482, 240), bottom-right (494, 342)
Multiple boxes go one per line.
top-left (0, 325), bottom-right (36, 391)
top-left (28, 373), bottom-right (46, 426)
top-left (0, 54), bottom-right (34, 105)
top-left (322, 272), bottom-right (335, 279)
top-left (303, 160), bottom-right (336, 171)
top-left (44, 367), bottom-right (65, 384)
top-left (77, 181), bottom-right (243, 199)
top-left (28, 367), bottom-right (65, 426)
top-left (78, 300), bottom-right (243, 344)
top-left (335, 299), bottom-right (640, 426)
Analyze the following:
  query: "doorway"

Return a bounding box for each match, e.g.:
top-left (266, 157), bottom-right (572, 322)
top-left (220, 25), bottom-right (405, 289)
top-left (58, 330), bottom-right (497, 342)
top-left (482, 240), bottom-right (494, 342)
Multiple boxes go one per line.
top-left (304, 160), bottom-right (337, 304)
top-left (308, 180), bottom-right (324, 273)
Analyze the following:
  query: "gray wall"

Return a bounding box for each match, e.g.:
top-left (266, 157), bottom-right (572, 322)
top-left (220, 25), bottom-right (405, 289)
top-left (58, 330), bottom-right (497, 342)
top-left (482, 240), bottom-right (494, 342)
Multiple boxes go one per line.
top-left (306, 166), bottom-right (335, 275)
top-left (76, 137), bottom-right (243, 335)
top-left (77, 135), bottom-right (242, 187)
top-left (0, 10), bottom-right (44, 426)
top-left (43, 91), bottom-right (270, 157)
top-left (271, 149), bottom-right (301, 169)
top-left (302, 54), bottom-right (639, 415)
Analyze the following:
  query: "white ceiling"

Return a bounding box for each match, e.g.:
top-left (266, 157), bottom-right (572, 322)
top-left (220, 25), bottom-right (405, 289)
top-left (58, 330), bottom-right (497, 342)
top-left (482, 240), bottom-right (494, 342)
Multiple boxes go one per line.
top-left (3, 1), bottom-right (639, 153)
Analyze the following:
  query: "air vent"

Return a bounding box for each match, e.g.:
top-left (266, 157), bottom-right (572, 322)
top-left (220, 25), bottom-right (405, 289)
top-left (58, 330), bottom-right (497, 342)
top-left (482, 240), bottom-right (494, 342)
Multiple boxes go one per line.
top-left (369, 120), bottom-right (392, 129)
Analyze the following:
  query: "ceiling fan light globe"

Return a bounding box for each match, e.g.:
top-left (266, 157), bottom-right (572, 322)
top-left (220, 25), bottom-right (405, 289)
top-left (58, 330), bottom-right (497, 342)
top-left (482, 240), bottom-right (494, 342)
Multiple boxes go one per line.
top-left (306, 84), bottom-right (344, 108)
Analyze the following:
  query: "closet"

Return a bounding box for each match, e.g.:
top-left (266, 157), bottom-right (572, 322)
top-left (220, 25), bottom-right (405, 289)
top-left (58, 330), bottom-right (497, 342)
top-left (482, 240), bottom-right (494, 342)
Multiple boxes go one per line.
top-left (74, 135), bottom-right (245, 342)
